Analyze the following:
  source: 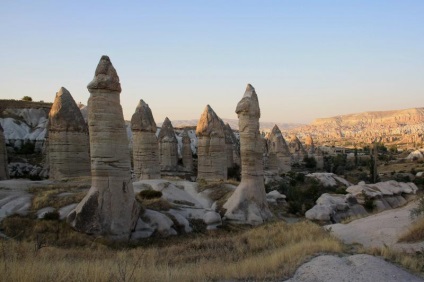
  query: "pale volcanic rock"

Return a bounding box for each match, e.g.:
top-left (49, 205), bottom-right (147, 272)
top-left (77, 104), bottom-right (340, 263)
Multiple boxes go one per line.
top-left (196, 105), bottom-right (227, 181)
top-left (267, 125), bottom-right (291, 173)
top-left (48, 87), bottom-right (90, 180)
top-left (0, 124), bottom-right (9, 180)
top-left (222, 120), bottom-right (235, 169)
top-left (158, 117), bottom-right (179, 171)
top-left (181, 129), bottom-right (193, 172)
top-left (68, 56), bottom-right (139, 239)
top-left (223, 84), bottom-right (272, 224)
top-left (304, 135), bottom-right (315, 155)
top-left (131, 99), bottom-right (160, 180)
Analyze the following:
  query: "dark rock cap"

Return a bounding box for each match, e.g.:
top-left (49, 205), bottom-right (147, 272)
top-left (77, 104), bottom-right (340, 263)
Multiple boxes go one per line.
top-left (158, 117), bottom-right (177, 142)
top-left (87, 55), bottom-right (121, 92)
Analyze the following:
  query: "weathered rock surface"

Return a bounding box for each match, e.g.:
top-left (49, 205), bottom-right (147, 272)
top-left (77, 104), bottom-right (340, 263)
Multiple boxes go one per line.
top-left (286, 254), bottom-right (424, 282)
top-left (131, 99), bottom-right (160, 180)
top-left (224, 84), bottom-right (272, 224)
top-left (48, 87), bottom-right (90, 180)
top-left (0, 124), bottom-right (9, 180)
top-left (158, 117), bottom-right (178, 171)
top-left (196, 105), bottom-right (227, 181)
top-left (346, 180), bottom-right (417, 212)
top-left (68, 56), bottom-right (139, 239)
top-left (306, 172), bottom-right (352, 188)
top-left (305, 193), bottom-right (367, 222)
top-left (181, 129), bottom-right (193, 172)
top-left (267, 125), bottom-right (291, 173)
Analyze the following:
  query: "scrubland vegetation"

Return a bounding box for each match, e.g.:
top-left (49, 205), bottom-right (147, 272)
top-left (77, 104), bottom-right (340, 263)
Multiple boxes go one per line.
top-left (0, 220), bottom-right (343, 281)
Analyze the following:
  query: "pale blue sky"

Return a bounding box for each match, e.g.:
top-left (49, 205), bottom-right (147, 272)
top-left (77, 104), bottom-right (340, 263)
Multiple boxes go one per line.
top-left (0, 1), bottom-right (423, 124)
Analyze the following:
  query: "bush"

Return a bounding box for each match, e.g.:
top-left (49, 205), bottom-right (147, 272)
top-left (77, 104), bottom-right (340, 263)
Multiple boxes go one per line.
top-left (227, 164), bottom-right (241, 181)
top-left (410, 195), bottom-right (424, 219)
top-left (21, 96), bottom-right (32, 101)
top-left (137, 190), bottom-right (162, 200)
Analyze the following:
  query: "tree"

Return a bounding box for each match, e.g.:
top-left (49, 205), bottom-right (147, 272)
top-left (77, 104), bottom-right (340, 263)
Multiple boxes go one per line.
top-left (22, 96), bottom-right (32, 101)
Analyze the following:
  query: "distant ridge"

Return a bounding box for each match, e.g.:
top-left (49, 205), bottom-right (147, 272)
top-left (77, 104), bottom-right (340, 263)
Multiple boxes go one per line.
top-left (157, 118), bottom-right (304, 132)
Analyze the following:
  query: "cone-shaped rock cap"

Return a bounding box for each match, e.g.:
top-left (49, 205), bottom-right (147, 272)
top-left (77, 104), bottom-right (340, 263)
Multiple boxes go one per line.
top-left (131, 99), bottom-right (157, 133)
top-left (235, 84), bottom-right (260, 118)
top-left (158, 117), bottom-right (177, 142)
top-left (271, 125), bottom-right (282, 136)
top-left (222, 120), bottom-right (235, 144)
top-left (196, 105), bottom-right (225, 137)
top-left (87, 55), bottom-right (121, 92)
top-left (49, 87), bottom-right (87, 132)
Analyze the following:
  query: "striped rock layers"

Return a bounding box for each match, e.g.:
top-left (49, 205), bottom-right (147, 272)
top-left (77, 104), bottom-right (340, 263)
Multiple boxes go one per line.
top-left (131, 99), bottom-right (160, 180)
top-left (196, 105), bottom-right (227, 181)
top-left (224, 84), bottom-right (272, 224)
top-left (68, 56), bottom-right (139, 239)
top-left (48, 87), bottom-right (90, 180)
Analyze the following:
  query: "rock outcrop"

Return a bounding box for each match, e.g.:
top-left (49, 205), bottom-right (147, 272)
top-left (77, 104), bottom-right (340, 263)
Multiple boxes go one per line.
top-left (0, 124), bottom-right (9, 180)
top-left (267, 125), bottom-right (291, 173)
top-left (224, 84), bottom-right (272, 224)
top-left (158, 117), bottom-right (178, 171)
top-left (131, 99), bottom-right (160, 180)
top-left (67, 56), bottom-right (139, 239)
top-left (181, 129), bottom-right (193, 172)
top-left (304, 135), bottom-right (315, 156)
top-left (48, 87), bottom-right (90, 180)
top-left (196, 105), bottom-right (227, 181)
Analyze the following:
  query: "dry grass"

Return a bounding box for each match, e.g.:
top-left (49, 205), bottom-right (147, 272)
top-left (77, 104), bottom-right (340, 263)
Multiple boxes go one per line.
top-left (0, 220), bottom-right (344, 281)
top-left (29, 182), bottom-right (90, 211)
top-left (398, 217), bottom-right (424, 243)
top-left (359, 246), bottom-right (424, 274)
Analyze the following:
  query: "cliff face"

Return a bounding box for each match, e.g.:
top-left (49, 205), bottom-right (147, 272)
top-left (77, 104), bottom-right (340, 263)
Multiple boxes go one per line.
top-left (291, 108), bottom-right (424, 147)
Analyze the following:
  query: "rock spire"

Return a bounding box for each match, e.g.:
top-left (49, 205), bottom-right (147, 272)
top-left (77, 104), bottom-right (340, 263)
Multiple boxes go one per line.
top-left (48, 87), bottom-right (90, 180)
top-left (131, 99), bottom-right (160, 179)
top-left (196, 105), bottom-right (227, 181)
top-left (224, 84), bottom-right (272, 224)
top-left (158, 117), bottom-right (178, 171)
top-left (68, 56), bottom-right (139, 239)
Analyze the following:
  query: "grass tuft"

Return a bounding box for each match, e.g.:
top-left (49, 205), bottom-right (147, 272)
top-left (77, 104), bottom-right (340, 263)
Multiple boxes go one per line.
top-left (398, 217), bottom-right (424, 243)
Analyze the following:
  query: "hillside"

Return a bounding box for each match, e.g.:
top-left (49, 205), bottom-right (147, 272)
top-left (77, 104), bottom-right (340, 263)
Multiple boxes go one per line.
top-left (289, 107), bottom-right (424, 148)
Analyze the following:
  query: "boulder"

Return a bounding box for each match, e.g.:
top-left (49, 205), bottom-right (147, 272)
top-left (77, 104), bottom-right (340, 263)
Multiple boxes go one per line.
top-left (68, 56), bottom-right (139, 239)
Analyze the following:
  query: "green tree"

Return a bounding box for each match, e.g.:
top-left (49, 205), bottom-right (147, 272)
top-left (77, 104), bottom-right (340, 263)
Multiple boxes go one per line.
top-left (21, 96), bottom-right (32, 101)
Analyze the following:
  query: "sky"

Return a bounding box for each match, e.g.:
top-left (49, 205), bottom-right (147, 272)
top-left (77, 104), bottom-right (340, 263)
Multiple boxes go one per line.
top-left (0, 1), bottom-right (423, 124)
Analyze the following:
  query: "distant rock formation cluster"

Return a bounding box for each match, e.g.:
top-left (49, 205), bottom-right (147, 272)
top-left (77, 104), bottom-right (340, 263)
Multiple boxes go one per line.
top-left (68, 56), bottom-right (139, 239)
top-left (47, 87), bottom-right (90, 180)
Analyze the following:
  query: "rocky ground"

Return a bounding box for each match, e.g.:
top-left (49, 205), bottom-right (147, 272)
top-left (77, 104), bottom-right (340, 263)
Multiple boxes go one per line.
top-left (0, 178), bottom-right (423, 280)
